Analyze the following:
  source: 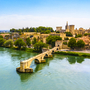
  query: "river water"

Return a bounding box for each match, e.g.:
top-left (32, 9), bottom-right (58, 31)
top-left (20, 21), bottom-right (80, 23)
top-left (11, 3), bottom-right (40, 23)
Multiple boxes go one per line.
top-left (0, 47), bottom-right (90, 90)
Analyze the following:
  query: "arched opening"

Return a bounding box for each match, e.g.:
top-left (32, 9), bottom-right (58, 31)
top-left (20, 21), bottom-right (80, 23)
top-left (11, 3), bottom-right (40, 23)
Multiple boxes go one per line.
top-left (57, 48), bottom-right (58, 50)
top-left (52, 50), bottom-right (54, 53)
top-left (58, 45), bottom-right (59, 47)
top-left (44, 54), bottom-right (48, 58)
top-left (35, 59), bottom-right (39, 64)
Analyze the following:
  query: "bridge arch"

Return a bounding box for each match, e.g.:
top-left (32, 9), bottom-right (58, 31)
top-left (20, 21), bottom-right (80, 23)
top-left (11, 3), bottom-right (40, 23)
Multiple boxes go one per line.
top-left (35, 59), bottom-right (40, 64)
top-left (52, 50), bottom-right (55, 53)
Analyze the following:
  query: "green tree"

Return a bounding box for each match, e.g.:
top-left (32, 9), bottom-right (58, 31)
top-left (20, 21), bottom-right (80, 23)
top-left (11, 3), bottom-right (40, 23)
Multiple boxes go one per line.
top-left (45, 30), bottom-right (51, 34)
top-left (26, 37), bottom-right (31, 47)
top-left (0, 35), bottom-right (3, 38)
top-left (32, 37), bottom-right (37, 45)
top-left (4, 39), bottom-right (13, 47)
top-left (46, 35), bottom-right (62, 47)
top-left (75, 34), bottom-right (82, 38)
top-left (56, 31), bottom-right (60, 33)
top-left (63, 42), bottom-right (67, 45)
top-left (68, 38), bottom-right (76, 49)
top-left (34, 41), bottom-right (48, 52)
top-left (65, 32), bottom-right (73, 36)
top-left (64, 37), bottom-right (69, 40)
top-left (77, 40), bottom-right (85, 48)
top-left (14, 38), bottom-right (26, 49)
top-left (0, 38), bottom-right (5, 46)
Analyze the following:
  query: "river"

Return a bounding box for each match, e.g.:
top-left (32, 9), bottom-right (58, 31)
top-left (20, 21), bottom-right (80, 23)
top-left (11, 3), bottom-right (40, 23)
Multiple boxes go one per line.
top-left (0, 47), bottom-right (90, 90)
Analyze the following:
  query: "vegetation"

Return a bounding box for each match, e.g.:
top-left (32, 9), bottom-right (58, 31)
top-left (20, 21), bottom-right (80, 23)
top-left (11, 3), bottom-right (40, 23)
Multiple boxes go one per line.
top-left (64, 37), bottom-right (69, 40)
top-left (10, 26), bottom-right (54, 34)
top-left (77, 40), bottom-right (85, 48)
top-left (26, 37), bottom-right (31, 47)
top-left (0, 38), bottom-right (6, 46)
top-left (32, 37), bottom-right (37, 45)
top-left (84, 33), bottom-right (90, 36)
top-left (0, 35), bottom-right (3, 38)
top-left (44, 30), bottom-right (51, 34)
top-left (56, 31), bottom-right (60, 33)
top-left (34, 41), bottom-right (48, 52)
top-left (4, 39), bottom-right (13, 47)
top-left (14, 38), bottom-right (26, 49)
top-left (46, 35), bottom-right (62, 47)
top-left (55, 51), bottom-right (90, 58)
top-left (68, 38), bottom-right (76, 49)
top-left (65, 32), bottom-right (72, 36)
top-left (75, 34), bottom-right (82, 38)
top-left (63, 42), bottom-right (67, 45)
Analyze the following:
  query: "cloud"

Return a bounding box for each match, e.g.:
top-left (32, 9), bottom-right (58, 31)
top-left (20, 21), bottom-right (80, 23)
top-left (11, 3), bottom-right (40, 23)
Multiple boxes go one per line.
top-left (0, 14), bottom-right (90, 30)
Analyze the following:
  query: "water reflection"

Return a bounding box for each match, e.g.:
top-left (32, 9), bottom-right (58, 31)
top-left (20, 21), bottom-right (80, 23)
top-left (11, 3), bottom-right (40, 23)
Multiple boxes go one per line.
top-left (0, 47), bottom-right (86, 82)
top-left (67, 56), bottom-right (84, 64)
top-left (16, 55), bottom-right (85, 82)
top-left (17, 57), bottom-right (54, 82)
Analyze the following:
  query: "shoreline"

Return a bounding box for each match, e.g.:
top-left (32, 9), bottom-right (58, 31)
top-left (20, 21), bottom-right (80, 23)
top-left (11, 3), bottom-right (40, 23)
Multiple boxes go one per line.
top-left (1, 46), bottom-right (90, 58)
top-left (55, 51), bottom-right (90, 58)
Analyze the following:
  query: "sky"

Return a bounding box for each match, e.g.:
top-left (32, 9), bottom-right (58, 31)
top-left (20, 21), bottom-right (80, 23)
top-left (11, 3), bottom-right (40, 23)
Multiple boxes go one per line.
top-left (0, 0), bottom-right (90, 30)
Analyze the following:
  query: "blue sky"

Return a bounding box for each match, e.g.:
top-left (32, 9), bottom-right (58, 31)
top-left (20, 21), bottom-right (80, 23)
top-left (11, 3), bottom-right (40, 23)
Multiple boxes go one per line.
top-left (0, 0), bottom-right (90, 30)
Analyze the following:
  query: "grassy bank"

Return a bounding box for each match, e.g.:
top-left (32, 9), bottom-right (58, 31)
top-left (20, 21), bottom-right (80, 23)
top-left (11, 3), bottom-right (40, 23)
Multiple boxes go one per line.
top-left (55, 51), bottom-right (90, 58)
top-left (0, 46), bottom-right (39, 53)
top-left (11, 47), bottom-right (40, 53)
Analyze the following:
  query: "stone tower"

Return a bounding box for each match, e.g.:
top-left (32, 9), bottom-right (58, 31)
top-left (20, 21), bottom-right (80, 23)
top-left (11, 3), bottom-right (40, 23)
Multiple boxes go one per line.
top-left (65, 21), bottom-right (69, 32)
top-left (69, 25), bottom-right (75, 35)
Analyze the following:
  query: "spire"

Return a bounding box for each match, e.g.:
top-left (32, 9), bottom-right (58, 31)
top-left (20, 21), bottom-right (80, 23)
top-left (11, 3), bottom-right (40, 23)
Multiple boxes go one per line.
top-left (65, 21), bottom-right (69, 30)
top-left (66, 21), bottom-right (68, 25)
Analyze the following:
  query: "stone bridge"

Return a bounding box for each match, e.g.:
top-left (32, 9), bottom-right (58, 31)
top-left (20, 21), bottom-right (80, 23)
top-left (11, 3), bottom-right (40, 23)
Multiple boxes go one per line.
top-left (16, 47), bottom-right (59, 73)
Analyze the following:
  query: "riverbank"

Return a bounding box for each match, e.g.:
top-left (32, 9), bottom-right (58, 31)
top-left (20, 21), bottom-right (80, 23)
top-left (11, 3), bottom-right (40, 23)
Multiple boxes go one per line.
top-left (0, 46), bottom-right (40, 53)
top-left (55, 51), bottom-right (90, 58)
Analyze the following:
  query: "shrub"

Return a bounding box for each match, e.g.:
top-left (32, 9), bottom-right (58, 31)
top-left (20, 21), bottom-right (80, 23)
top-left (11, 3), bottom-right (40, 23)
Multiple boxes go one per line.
top-left (0, 35), bottom-right (3, 38)
top-left (4, 39), bottom-right (13, 47)
top-left (63, 42), bottom-right (67, 45)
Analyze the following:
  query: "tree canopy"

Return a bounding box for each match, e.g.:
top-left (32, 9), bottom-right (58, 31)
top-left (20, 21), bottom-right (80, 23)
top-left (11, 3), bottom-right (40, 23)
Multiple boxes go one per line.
top-left (77, 40), bottom-right (85, 48)
top-left (65, 32), bottom-right (73, 36)
top-left (75, 34), bottom-right (82, 38)
top-left (46, 35), bottom-right (62, 47)
top-left (26, 37), bottom-right (31, 47)
top-left (14, 38), bottom-right (26, 49)
top-left (34, 41), bottom-right (48, 52)
top-left (10, 26), bottom-right (54, 34)
top-left (68, 38), bottom-right (76, 49)
top-left (0, 38), bottom-right (5, 46)
top-left (32, 37), bottom-right (37, 45)
top-left (0, 35), bottom-right (3, 38)
top-left (4, 39), bottom-right (13, 47)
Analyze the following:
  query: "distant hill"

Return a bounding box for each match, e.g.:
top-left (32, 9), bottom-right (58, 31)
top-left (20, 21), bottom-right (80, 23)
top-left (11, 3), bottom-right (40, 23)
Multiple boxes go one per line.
top-left (0, 30), bottom-right (10, 33)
